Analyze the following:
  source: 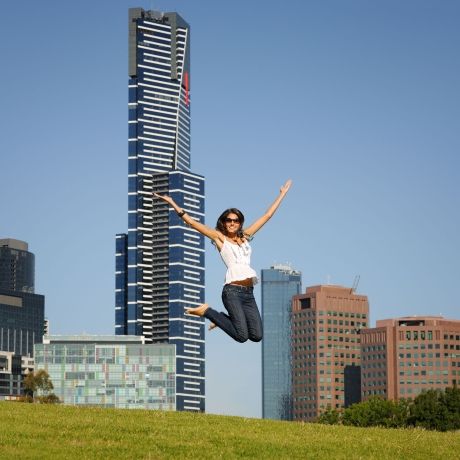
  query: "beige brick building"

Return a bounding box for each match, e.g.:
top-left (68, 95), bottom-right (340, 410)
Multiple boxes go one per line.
top-left (291, 285), bottom-right (369, 421)
top-left (361, 316), bottom-right (460, 400)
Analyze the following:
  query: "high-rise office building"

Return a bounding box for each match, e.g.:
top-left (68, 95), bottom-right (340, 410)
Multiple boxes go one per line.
top-left (261, 264), bottom-right (301, 420)
top-left (0, 239), bottom-right (44, 357)
top-left (115, 8), bottom-right (205, 412)
top-left (291, 285), bottom-right (369, 421)
top-left (361, 316), bottom-right (460, 401)
top-left (0, 239), bottom-right (34, 293)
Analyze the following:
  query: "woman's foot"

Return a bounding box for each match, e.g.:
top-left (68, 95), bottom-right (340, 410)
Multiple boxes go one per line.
top-left (208, 322), bottom-right (217, 331)
top-left (186, 303), bottom-right (209, 317)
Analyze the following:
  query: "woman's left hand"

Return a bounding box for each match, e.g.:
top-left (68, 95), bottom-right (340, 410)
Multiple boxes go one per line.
top-left (280, 179), bottom-right (292, 195)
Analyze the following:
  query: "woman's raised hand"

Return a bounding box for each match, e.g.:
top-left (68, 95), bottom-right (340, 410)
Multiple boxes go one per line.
top-left (280, 179), bottom-right (292, 196)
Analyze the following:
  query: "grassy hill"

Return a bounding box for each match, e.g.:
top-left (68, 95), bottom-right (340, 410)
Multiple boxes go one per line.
top-left (0, 402), bottom-right (459, 459)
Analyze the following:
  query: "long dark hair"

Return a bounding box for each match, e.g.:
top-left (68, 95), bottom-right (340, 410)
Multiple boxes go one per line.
top-left (216, 208), bottom-right (245, 239)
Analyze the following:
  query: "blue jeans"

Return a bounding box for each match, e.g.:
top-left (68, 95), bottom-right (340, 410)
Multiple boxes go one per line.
top-left (204, 284), bottom-right (263, 343)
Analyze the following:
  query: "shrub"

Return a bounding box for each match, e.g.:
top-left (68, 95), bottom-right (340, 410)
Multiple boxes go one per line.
top-left (37, 394), bottom-right (61, 404)
top-left (317, 386), bottom-right (459, 431)
top-left (317, 407), bottom-right (341, 425)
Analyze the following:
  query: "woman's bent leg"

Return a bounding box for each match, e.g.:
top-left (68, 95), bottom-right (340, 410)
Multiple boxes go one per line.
top-left (209, 313), bottom-right (230, 331)
top-left (242, 290), bottom-right (263, 342)
top-left (204, 286), bottom-right (249, 343)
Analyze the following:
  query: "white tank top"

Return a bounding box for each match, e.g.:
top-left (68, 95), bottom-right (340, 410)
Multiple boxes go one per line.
top-left (219, 239), bottom-right (258, 285)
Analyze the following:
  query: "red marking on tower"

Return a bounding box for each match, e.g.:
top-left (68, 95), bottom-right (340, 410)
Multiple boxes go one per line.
top-left (184, 72), bottom-right (189, 106)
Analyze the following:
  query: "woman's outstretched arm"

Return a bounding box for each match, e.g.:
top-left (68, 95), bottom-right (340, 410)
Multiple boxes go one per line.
top-left (243, 179), bottom-right (292, 237)
top-left (153, 192), bottom-right (220, 242)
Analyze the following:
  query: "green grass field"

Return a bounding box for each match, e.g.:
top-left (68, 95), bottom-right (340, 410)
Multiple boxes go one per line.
top-left (0, 402), bottom-right (458, 459)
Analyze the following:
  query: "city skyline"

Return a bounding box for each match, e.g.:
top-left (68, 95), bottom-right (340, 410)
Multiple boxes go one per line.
top-left (1, 1), bottom-right (459, 418)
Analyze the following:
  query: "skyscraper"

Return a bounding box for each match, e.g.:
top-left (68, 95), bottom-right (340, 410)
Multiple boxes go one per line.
top-left (0, 239), bottom-right (34, 293)
top-left (261, 264), bottom-right (301, 420)
top-left (361, 316), bottom-right (460, 401)
top-left (0, 239), bottom-right (45, 357)
top-left (291, 285), bottom-right (369, 421)
top-left (115, 8), bottom-right (205, 412)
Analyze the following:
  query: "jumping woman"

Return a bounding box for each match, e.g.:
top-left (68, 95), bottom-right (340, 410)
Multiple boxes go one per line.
top-left (154, 179), bottom-right (292, 343)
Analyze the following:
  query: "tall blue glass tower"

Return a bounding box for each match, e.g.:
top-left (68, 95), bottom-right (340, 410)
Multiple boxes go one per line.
top-left (261, 264), bottom-right (301, 420)
top-left (115, 8), bottom-right (205, 412)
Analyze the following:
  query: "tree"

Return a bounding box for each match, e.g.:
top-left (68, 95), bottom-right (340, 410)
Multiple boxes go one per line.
top-left (409, 387), bottom-right (460, 431)
top-left (342, 396), bottom-right (409, 428)
top-left (442, 385), bottom-right (460, 430)
top-left (23, 369), bottom-right (56, 402)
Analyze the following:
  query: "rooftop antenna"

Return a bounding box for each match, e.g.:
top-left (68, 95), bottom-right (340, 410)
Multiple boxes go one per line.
top-left (350, 275), bottom-right (360, 294)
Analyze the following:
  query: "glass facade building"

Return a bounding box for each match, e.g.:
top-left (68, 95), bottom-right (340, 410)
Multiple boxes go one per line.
top-left (0, 239), bottom-right (35, 293)
top-left (261, 264), bottom-right (301, 420)
top-left (35, 335), bottom-right (175, 409)
top-left (115, 8), bottom-right (205, 412)
top-left (0, 290), bottom-right (44, 356)
top-left (0, 351), bottom-right (22, 398)
top-left (0, 239), bottom-right (44, 357)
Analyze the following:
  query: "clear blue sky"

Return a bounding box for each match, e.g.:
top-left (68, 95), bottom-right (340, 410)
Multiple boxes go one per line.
top-left (1, 0), bottom-right (459, 418)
